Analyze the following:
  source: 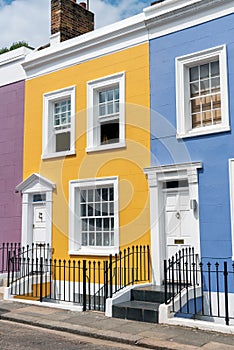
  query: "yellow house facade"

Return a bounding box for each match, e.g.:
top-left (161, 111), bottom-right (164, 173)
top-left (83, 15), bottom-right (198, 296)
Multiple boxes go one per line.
top-left (16, 8), bottom-right (151, 266)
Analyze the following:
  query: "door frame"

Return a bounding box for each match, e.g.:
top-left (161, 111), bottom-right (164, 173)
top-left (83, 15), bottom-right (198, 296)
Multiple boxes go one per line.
top-left (144, 162), bottom-right (202, 285)
top-left (16, 173), bottom-right (56, 248)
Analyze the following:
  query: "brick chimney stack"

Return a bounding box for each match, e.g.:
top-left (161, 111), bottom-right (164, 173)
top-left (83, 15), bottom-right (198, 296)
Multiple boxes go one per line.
top-left (51, 0), bottom-right (94, 43)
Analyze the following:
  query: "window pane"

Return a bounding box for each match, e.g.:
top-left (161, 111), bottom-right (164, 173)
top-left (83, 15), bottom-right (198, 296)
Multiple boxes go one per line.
top-left (82, 219), bottom-right (88, 231)
top-left (81, 204), bottom-right (86, 217)
top-left (191, 98), bottom-right (200, 113)
top-left (114, 88), bottom-right (119, 100)
top-left (200, 64), bottom-right (209, 79)
top-left (190, 82), bottom-right (199, 97)
top-left (107, 102), bottom-right (113, 115)
top-left (107, 90), bottom-right (113, 101)
top-left (200, 79), bottom-right (209, 94)
top-left (213, 94), bottom-right (221, 109)
top-left (213, 109), bottom-right (222, 124)
top-left (189, 66), bottom-right (199, 82)
top-left (82, 232), bottom-right (88, 246)
top-left (109, 202), bottom-right (114, 215)
top-left (102, 202), bottom-right (108, 216)
top-left (211, 61), bottom-right (219, 76)
top-left (89, 232), bottom-right (95, 246)
top-left (109, 187), bottom-right (114, 201)
top-left (104, 218), bottom-right (109, 231)
top-left (211, 77), bottom-right (220, 92)
top-left (95, 202), bottom-right (101, 216)
top-left (96, 232), bottom-right (102, 246)
top-left (99, 91), bottom-right (106, 103)
top-left (96, 218), bottom-right (102, 231)
top-left (95, 189), bottom-right (101, 202)
top-left (88, 190), bottom-right (93, 202)
top-left (201, 96), bottom-right (211, 111)
top-left (104, 232), bottom-right (109, 246)
top-left (202, 111), bottom-right (212, 126)
top-left (192, 113), bottom-right (201, 128)
top-left (88, 205), bottom-right (93, 216)
top-left (80, 190), bottom-right (86, 203)
top-left (102, 188), bottom-right (108, 201)
top-left (99, 104), bottom-right (106, 116)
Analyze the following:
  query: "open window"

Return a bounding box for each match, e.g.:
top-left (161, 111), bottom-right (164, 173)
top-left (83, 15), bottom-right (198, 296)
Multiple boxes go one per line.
top-left (87, 72), bottom-right (125, 152)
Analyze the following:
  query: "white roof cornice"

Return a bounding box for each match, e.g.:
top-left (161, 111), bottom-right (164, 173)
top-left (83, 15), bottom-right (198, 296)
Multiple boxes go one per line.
top-left (144, 0), bottom-right (234, 40)
top-left (0, 47), bottom-right (33, 86)
top-left (23, 13), bottom-right (148, 79)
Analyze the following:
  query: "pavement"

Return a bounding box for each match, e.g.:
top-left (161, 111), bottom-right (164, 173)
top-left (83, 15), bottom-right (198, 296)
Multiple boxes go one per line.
top-left (0, 299), bottom-right (234, 350)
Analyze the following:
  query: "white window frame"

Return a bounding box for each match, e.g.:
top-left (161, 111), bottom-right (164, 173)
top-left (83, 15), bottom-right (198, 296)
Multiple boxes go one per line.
top-left (176, 45), bottom-right (229, 138)
top-left (42, 86), bottom-right (76, 159)
top-left (69, 176), bottom-right (119, 256)
top-left (86, 72), bottom-right (125, 152)
top-left (229, 159), bottom-right (234, 260)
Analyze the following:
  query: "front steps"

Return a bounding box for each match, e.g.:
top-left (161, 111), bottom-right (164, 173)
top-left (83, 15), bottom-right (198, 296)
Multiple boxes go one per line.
top-left (112, 285), bottom-right (171, 323)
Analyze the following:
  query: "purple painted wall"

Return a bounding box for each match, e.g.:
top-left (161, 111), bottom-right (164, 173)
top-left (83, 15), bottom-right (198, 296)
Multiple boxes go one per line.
top-left (0, 80), bottom-right (24, 244)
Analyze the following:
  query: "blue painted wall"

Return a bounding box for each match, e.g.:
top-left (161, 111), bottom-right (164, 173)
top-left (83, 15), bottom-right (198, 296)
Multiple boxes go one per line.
top-left (150, 14), bottom-right (234, 264)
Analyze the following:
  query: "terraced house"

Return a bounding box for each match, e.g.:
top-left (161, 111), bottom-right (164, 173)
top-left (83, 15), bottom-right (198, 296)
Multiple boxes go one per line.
top-left (3, 0), bottom-right (234, 327)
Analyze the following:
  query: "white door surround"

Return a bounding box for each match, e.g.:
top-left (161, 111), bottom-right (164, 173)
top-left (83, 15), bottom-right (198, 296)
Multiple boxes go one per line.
top-left (16, 173), bottom-right (56, 249)
top-left (144, 162), bottom-right (202, 285)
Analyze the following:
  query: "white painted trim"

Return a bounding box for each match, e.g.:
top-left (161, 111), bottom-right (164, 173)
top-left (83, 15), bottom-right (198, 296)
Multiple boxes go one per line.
top-left (144, 0), bottom-right (234, 40)
top-left (87, 72), bottom-right (125, 152)
top-left (176, 45), bottom-right (229, 138)
top-left (16, 173), bottom-right (56, 193)
top-left (144, 162), bottom-right (202, 285)
top-left (69, 176), bottom-right (119, 256)
top-left (42, 85), bottom-right (76, 159)
top-left (229, 159), bottom-right (234, 261)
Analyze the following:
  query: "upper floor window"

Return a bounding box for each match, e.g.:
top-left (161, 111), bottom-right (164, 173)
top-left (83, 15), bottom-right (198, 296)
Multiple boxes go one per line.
top-left (42, 86), bottom-right (76, 159)
top-left (87, 72), bottom-right (125, 152)
top-left (176, 45), bottom-right (229, 138)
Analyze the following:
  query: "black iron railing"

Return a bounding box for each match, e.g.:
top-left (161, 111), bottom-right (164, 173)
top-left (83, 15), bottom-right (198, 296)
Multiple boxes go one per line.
top-left (0, 242), bottom-right (21, 273)
top-left (8, 245), bottom-right (150, 312)
top-left (164, 248), bottom-right (234, 325)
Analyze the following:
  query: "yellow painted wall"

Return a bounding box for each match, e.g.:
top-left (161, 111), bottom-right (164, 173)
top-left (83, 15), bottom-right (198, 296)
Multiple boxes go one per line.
top-left (24, 43), bottom-right (151, 261)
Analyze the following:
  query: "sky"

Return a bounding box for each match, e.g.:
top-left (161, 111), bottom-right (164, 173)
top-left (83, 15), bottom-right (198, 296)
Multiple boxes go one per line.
top-left (0, 0), bottom-right (150, 49)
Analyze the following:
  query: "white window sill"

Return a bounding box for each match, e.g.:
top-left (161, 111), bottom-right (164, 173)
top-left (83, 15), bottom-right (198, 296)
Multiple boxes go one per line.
top-left (42, 150), bottom-right (76, 160)
top-left (177, 125), bottom-right (230, 139)
top-left (69, 246), bottom-right (119, 256)
top-left (86, 141), bottom-right (126, 153)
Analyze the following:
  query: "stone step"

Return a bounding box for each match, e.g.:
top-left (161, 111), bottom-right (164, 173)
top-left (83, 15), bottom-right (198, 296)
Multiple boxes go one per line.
top-left (112, 300), bottom-right (161, 323)
top-left (131, 285), bottom-right (173, 303)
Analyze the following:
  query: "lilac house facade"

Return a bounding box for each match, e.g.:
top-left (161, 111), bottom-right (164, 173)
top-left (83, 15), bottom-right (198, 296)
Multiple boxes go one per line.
top-left (0, 47), bottom-right (32, 244)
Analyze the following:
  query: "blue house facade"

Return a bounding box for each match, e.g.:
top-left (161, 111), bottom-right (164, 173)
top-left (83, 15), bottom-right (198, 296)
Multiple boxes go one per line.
top-left (144, 0), bottom-right (234, 291)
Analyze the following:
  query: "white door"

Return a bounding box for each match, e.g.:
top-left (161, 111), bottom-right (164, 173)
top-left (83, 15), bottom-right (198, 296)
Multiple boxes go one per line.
top-left (164, 187), bottom-right (194, 259)
top-left (33, 204), bottom-right (46, 245)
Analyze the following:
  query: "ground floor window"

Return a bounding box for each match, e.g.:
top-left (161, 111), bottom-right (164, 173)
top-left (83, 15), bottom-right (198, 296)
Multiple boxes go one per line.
top-left (69, 177), bottom-right (119, 256)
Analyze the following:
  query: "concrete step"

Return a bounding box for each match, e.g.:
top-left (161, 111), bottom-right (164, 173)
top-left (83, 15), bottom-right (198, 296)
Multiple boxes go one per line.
top-left (112, 300), bottom-right (161, 323)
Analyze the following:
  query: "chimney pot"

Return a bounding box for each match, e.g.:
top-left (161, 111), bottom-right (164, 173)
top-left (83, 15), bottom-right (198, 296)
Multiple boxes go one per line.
top-left (79, 2), bottom-right (86, 9)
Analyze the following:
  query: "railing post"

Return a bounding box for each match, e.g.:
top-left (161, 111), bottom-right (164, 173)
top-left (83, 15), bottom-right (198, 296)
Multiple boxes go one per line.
top-left (109, 254), bottom-right (112, 298)
top-left (224, 261), bottom-right (229, 326)
top-left (83, 260), bottom-right (87, 311)
top-left (164, 260), bottom-right (168, 304)
top-left (7, 251), bottom-right (11, 287)
top-left (40, 257), bottom-right (43, 302)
